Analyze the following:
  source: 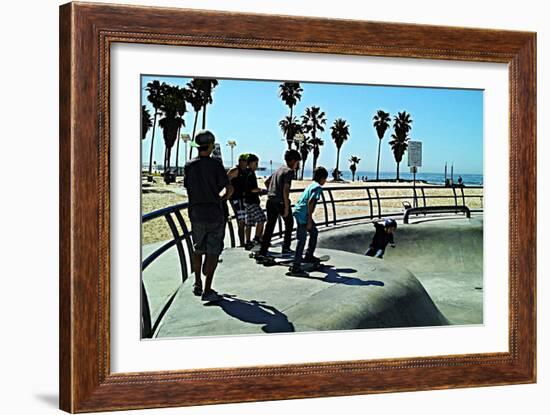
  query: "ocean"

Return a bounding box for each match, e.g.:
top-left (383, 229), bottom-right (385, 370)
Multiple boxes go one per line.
top-left (262, 169), bottom-right (484, 185)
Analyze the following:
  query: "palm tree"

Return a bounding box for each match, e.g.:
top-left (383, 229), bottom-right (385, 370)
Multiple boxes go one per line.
top-left (279, 82), bottom-right (303, 148)
top-left (279, 115), bottom-right (303, 150)
top-left (298, 138), bottom-right (313, 180)
top-left (185, 79), bottom-right (205, 158)
top-left (197, 78), bottom-right (219, 129)
top-left (158, 85), bottom-right (186, 183)
top-left (309, 137), bottom-right (324, 177)
top-left (331, 118), bottom-right (350, 181)
top-left (389, 111), bottom-right (413, 181)
top-left (301, 106), bottom-right (327, 178)
top-left (145, 80), bottom-right (167, 174)
top-left (141, 105), bottom-right (152, 140)
top-left (373, 110), bottom-right (391, 181)
top-left (173, 87), bottom-right (189, 174)
top-left (349, 156), bottom-right (361, 181)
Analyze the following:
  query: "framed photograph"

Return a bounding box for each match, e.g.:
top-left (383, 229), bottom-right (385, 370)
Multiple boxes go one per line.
top-left (59, 2), bottom-right (536, 412)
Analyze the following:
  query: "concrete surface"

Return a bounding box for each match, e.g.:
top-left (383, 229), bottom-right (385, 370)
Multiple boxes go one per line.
top-left (151, 247), bottom-right (448, 338)
top-left (142, 216), bottom-right (482, 337)
top-left (316, 216), bottom-right (483, 324)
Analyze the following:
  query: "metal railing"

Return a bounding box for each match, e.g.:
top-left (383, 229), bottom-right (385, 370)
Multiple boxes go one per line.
top-left (141, 184), bottom-right (482, 337)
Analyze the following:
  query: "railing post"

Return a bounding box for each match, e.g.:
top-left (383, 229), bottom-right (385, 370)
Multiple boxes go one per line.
top-left (141, 280), bottom-right (152, 339)
top-left (366, 187), bottom-right (374, 219)
top-left (173, 210), bottom-right (194, 272)
top-left (226, 217), bottom-right (236, 248)
top-left (460, 186), bottom-right (466, 207)
top-left (451, 186), bottom-right (458, 213)
top-left (420, 187), bottom-right (427, 209)
top-left (412, 186), bottom-right (419, 209)
top-left (327, 189), bottom-right (337, 225)
top-left (374, 188), bottom-right (382, 218)
top-left (320, 190), bottom-right (329, 227)
top-left (165, 213), bottom-right (188, 284)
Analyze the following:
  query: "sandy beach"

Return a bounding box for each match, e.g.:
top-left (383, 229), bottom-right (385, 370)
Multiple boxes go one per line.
top-left (142, 175), bottom-right (483, 245)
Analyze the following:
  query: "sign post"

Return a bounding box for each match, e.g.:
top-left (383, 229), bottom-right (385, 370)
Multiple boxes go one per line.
top-left (180, 133), bottom-right (191, 163)
top-left (408, 141), bottom-right (422, 208)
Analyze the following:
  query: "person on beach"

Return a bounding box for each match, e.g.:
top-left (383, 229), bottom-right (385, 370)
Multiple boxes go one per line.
top-left (243, 154), bottom-right (266, 250)
top-left (364, 219), bottom-right (397, 259)
top-left (184, 130), bottom-right (232, 302)
top-left (255, 149), bottom-right (302, 262)
top-left (227, 153), bottom-right (249, 247)
top-left (289, 167), bottom-right (328, 274)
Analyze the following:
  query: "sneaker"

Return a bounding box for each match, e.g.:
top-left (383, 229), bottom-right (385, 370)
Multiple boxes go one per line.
top-left (304, 254), bottom-right (321, 263)
top-left (244, 241), bottom-right (255, 251)
top-left (192, 282), bottom-right (203, 297)
top-left (201, 289), bottom-right (222, 302)
top-left (256, 255), bottom-right (276, 266)
top-left (288, 264), bottom-right (308, 277)
top-left (281, 248), bottom-right (294, 256)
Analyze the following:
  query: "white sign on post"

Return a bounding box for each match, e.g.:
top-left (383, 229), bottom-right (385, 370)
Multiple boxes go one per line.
top-left (212, 143), bottom-right (223, 164)
top-left (408, 141), bottom-right (422, 167)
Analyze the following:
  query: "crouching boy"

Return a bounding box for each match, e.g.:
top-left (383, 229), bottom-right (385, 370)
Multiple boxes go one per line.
top-left (364, 219), bottom-right (397, 259)
top-left (290, 167), bottom-right (329, 274)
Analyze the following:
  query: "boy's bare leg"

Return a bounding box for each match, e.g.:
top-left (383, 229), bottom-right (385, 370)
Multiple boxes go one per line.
top-left (237, 221), bottom-right (245, 246)
top-left (192, 252), bottom-right (203, 287)
top-left (203, 254), bottom-right (220, 292)
top-left (255, 223), bottom-right (264, 241)
top-left (245, 226), bottom-right (252, 244)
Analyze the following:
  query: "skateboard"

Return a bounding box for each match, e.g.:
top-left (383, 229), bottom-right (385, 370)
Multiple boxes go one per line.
top-left (256, 255), bottom-right (331, 275)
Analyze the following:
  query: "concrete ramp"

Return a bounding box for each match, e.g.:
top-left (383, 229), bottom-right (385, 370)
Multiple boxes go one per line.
top-left (316, 217), bottom-right (483, 324)
top-left (150, 247), bottom-right (448, 338)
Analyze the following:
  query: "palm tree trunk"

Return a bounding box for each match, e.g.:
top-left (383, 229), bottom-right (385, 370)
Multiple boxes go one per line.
top-left (202, 104), bottom-right (207, 129)
top-left (376, 138), bottom-right (382, 181)
top-left (396, 162), bottom-right (400, 182)
top-left (163, 147), bottom-right (168, 182)
top-left (335, 147), bottom-right (341, 180)
top-left (148, 112), bottom-right (158, 175)
top-left (189, 111), bottom-right (198, 159)
top-left (175, 127), bottom-right (181, 175)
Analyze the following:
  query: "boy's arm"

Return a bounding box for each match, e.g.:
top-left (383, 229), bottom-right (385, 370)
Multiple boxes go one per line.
top-left (227, 166), bottom-right (238, 180)
top-left (283, 182), bottom-right (291, 217)
top-left (264, 175), bottom-right (272, 189)
top-left (306, 198), bottom-right (317, 230)
top-left (389, 232), bottom-right (395, 247)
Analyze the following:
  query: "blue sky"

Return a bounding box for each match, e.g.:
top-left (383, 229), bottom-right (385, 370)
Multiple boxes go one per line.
top-left (141, 75), bottom-right (483, 175)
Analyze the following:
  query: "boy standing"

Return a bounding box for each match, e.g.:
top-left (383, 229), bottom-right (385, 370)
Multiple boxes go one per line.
top-left (256, 149), bottom-right (301, 262)
top-left (227, 153), bottom-right (249, 247)
top-left (289, 167), bottom-right (328, 274)
top-left (243, 154), bottom-right (266, 250)
top-left (184, 130), bottom-right (232, 302)
top-left (364, 219), bottom-right (397, 259)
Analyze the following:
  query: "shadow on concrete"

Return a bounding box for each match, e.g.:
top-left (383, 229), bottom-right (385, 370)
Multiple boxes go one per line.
top-left (289, 266), bottom-right (385, 287)
top-left (205, 295), bottom-right (295, 333)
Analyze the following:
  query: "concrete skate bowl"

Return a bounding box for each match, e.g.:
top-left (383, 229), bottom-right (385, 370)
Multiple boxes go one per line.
top-left (141, 185), bottom-right (483, 337)
top-left (316, 216), bottom-right (483, 325)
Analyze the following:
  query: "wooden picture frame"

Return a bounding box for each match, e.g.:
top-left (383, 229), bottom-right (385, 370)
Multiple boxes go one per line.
top-left (59, 2), bottom-right (536, 412)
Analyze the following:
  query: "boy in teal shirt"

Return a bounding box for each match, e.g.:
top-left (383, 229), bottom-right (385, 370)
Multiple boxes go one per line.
top-left (290, 167), bottom-right (328, 274)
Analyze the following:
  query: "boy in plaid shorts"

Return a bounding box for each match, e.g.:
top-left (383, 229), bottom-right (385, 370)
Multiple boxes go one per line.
top-left (227, 153), bottom-right (249, 246)
top-left (244, 154), bottom-right (266, 250)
